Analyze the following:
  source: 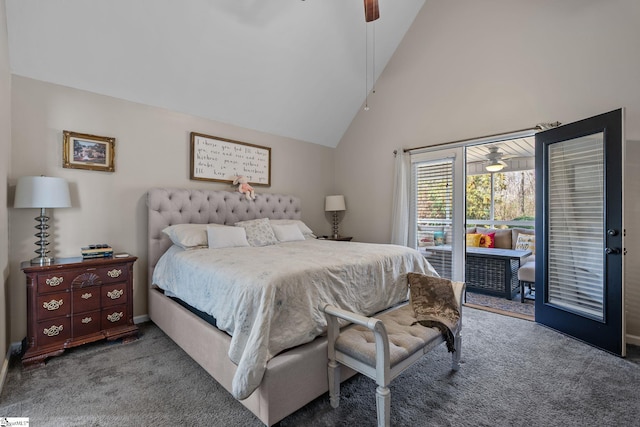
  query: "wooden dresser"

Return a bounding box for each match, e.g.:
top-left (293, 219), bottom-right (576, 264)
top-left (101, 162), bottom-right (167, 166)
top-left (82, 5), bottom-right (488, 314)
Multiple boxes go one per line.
top-left (21, 256), bottom-right (139, 368)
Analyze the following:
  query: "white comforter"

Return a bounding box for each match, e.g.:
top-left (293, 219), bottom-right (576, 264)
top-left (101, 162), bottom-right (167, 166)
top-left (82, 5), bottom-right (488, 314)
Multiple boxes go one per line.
top-left (152, 239), bottom-right (436, 400)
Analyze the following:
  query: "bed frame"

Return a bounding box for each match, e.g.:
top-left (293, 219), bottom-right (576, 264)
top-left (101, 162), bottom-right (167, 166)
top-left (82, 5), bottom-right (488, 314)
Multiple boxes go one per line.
top-left (147, 188), bottom-right (356, 426)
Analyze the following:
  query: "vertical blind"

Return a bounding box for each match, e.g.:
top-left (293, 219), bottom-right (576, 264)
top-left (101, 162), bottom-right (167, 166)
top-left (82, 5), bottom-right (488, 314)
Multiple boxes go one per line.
top-left (413, 159), bottom-right (454, 278)
top-left (547, 133), bottom-right (605, 320)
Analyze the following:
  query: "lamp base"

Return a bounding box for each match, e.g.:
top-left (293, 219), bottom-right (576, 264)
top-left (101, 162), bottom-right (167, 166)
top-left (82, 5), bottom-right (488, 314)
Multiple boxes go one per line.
top-left (32, 208), bottom-right (53, 265)
top-left (332, 212), bottom-right (340, 239)
top-left (30, 256), bottom-right (53, 266)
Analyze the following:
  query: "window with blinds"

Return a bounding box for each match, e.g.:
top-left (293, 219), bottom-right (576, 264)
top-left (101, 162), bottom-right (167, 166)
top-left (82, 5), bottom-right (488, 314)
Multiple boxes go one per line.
top-left (547, 132), bottom-right (605, 320)
top-left (413, 159), bottom-right (454, 278)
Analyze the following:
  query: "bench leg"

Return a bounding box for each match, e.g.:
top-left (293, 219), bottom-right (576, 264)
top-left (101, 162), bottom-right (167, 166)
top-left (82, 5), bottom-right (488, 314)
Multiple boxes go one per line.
top-left (328, 359), bottom-right (341, 408)
top-left (376, 385), bottom-right (391, 427)
top-left (452, 333), bottom-right (462, 371)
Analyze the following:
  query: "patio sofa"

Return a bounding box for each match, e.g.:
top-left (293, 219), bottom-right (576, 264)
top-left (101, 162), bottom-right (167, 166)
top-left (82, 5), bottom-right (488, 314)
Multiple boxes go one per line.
top-left (418, 226), bottom-right (535, 300)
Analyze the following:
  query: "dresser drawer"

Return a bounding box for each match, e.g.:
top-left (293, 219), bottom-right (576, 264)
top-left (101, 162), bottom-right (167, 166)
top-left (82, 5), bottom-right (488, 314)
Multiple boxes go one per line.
top-left (96, 265), bottom-right (129, 284)
top-left (72, 310), bottom-right (101, 337)
top-left (72, 287), bottom-right (101, 313)
top-left (36, 317), bottom-right (71, 347)
top-left (36, 292), bottom-right (71, 321)
top-left (101, 283), bottom-right (128, 307)
top-left (101, 306), bottom-right (128, 329)
top-left (37, 272), bottom-right (73, 294)
top-left (64, 264), bottom-right (128, 288)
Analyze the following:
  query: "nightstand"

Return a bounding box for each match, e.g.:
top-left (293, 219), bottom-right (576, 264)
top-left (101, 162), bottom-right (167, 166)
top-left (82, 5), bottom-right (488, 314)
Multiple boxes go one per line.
top-left (323, 236), bottom-right (353, 241)
top-left (21, 256), bottom-right (139, 368)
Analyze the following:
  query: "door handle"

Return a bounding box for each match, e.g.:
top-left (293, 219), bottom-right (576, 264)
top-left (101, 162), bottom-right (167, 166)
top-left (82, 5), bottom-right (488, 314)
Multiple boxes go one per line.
top-left (605, 247), bottom-right (621, 255)
top-left (607, 229), bottom-right (619, 236)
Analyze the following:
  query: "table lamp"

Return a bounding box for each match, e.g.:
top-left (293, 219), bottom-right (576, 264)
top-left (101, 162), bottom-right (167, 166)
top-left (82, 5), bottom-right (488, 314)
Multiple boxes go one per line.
top-left (14, 176), bottom-right (71, 265)
top-left (325, 195), bottom-right (346, 239)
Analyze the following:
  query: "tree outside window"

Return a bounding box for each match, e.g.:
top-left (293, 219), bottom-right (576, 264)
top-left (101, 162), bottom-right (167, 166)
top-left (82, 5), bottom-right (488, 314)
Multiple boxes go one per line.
top-left (466, 170), bottom-right (535, 227)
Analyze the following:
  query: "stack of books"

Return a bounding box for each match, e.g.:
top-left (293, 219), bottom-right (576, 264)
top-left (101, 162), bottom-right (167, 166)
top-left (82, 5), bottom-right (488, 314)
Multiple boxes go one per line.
top-left (81, 244), bottom-right (113, 259)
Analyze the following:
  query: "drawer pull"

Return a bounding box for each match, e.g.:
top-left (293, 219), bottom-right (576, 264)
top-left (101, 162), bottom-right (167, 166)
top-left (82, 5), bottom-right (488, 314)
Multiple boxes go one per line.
top-left (43, 325), bottom-right (63, 337)
top-left (46, 276), bottom-right (64, 287)
top-left (107, 312), bottom-right (123, 323)
top-left (107, 269), bottom-right (122, 278)
top-left (81, 317), bottom-right (93, 324)
top-left (42, 299), bottom-right (63, 311)
top-left (81, 292), bottom-right (93, 300)
top-left (107, 289), bottom-right (124, 300)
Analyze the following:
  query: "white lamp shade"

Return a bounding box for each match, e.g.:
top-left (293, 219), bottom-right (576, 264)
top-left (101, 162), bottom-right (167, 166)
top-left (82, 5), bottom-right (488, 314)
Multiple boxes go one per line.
top-left (325, 195), bottom-right (346, 212)
top-left (14, 176), bottom-right (71, 208)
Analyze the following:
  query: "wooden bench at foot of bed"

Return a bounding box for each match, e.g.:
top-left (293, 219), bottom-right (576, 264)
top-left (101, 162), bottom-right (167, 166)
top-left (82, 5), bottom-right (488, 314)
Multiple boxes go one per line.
top-left (322, 280), bottom-right (464, 427)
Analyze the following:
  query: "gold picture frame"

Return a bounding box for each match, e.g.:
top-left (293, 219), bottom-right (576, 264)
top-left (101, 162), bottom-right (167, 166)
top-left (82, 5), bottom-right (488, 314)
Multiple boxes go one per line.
top-left (63, 130), bottom-right (115, 172)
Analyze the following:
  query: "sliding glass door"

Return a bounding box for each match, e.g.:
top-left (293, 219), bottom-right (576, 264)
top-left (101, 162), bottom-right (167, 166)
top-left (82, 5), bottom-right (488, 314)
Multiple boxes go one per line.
top-left (410, 148), bottom-right (465, 282)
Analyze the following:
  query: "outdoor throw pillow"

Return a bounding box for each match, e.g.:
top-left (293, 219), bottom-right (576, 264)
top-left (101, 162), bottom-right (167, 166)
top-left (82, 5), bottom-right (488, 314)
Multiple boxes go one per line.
top-left (466, 233), bottom-right (482, 247)
top-left (407, 273), bottom-right (461, 352)
top-left (515, 233), bottom-right (536, 254)
top-left (479, 232), bottom-right (496, 248)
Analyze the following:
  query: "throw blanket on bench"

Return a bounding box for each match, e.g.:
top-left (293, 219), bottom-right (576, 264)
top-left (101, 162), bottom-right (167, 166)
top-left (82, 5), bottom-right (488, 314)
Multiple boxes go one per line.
top-left (407, 273), bottom-right (462, 352)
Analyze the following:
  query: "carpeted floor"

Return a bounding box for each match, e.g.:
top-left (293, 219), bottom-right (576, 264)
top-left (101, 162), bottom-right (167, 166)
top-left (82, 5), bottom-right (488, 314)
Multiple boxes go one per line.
top-left (464, 290), bottom-right (535, 320)
top-left (2, 307), bottom-right (639, 426)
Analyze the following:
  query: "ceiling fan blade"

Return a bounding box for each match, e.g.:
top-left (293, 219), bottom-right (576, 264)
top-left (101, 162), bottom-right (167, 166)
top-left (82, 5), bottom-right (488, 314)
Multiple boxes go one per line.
top-left (364, 0), bottom-right (380, 22)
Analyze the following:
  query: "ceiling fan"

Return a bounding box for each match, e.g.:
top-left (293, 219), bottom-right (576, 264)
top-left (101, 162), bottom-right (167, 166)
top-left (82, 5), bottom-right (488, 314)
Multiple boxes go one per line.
top-left (484, 146), bottom-right (508, 172)
top-left (364, 0), bottom-right (380, 22)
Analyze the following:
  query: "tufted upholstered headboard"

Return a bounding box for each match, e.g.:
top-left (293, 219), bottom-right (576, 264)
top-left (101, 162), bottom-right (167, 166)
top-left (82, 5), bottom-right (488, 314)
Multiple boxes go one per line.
top-left (147, 188), bottom-right (302, 285)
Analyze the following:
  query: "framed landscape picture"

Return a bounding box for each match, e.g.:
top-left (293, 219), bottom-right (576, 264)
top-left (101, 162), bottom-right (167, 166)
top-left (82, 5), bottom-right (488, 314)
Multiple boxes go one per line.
top-left (63, 130), bottom-right (115, 172)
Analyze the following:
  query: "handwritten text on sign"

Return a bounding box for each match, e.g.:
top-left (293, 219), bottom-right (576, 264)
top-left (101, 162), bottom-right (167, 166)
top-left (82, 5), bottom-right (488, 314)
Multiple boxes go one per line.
top-left (190, 133), bottom-right (271, 185)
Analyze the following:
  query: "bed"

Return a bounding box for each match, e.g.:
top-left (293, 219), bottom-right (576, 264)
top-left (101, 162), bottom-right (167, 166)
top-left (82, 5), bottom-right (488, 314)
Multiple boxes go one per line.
top-left (147, 188), bottom-right (435, 426)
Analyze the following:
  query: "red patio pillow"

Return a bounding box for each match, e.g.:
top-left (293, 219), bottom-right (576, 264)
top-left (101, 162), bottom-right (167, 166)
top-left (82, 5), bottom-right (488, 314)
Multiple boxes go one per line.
top-left (479, 232), bottom-right (496, 248)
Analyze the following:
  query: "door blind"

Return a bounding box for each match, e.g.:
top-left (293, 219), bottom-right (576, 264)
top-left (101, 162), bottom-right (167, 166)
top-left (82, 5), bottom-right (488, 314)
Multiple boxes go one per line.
top-left (547, 133), bottom-right (605, 320)
top-left (413, 159), bottom-right (454, 278)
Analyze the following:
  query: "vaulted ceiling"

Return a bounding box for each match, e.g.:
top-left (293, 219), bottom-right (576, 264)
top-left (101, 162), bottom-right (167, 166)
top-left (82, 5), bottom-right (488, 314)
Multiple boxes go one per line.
top-left (5, 0), bottom-right (425, 147)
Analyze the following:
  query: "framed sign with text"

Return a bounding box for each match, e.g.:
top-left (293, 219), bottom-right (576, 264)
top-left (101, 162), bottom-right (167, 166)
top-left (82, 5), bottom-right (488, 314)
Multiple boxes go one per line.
top-left (189, 132), bottom-right (271, 186)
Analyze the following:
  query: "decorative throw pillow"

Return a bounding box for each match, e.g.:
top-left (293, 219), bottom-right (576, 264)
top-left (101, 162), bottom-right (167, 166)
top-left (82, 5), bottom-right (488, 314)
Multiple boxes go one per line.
top-left (491, 228), bottom-right (512, 249)
top-left (419, 232), bottom-right (434, 247)
top-left (479, 232), bottom-right (496, 248)
top-left (269, 219), bottom-right (315, 237)
top-left (235, 218), bottom-right (278, 247)
top-left (407, 273), bottom-right (461, 353)
top-left (163, 223), bottom-right (214, 249)
top-left (433, 231), bottom-right (446, 246)
top-left (271, 223), bottom-right (306, 242)
top-left (206, 225), bottom-right (250, 249)
top-left (515, 233), bottom-right (536, 254)
top-left (466, 233), bottom-right (482, 247)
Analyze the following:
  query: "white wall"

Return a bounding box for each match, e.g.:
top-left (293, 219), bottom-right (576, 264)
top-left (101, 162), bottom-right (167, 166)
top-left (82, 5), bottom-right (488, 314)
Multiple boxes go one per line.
top-left (336, 0), bottom-right (640, 336)
top-left (8, 76), bottom-right (335, 343)
top-left (625, 141), bottom-right (640, 344)
top-left (1, 0), bottom-right (11, 366)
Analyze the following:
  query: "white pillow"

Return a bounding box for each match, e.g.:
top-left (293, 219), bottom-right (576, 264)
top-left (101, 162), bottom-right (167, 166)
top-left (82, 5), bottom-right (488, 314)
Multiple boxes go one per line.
top-left (162, 224), bottom-right (208, 249)
top-left (269, 219), bottom-right (314, 236)
top-left (272, 224), bottom-right (306, 242)
top-left (235, 218), bottom-right (279, 247)
top-left (207, 225), bottom-right (250, 249)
